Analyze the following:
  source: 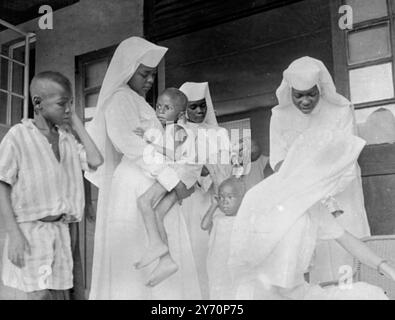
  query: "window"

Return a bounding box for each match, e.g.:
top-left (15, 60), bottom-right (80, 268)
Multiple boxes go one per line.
top-left (0, 36), bottom-right (35, 127)
top-left (220, 118), bottom-right (251, 142)
top-left (340, 0), bottom-right (395, 143)
top-left (345, 0), bottom-right (395, 108)
top-left (76, 49), bottom-right (113, 123)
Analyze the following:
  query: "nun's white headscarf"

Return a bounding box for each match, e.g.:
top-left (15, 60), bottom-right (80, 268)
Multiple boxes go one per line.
top-left (276, 56), bottom-right (350, 109)
top-left (179, 82), bottom-right (218, 126)
top-left (86, 36), bottom-right (168, 187)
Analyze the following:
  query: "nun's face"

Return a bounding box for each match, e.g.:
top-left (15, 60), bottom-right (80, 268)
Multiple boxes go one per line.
top-left (187, 98), bottom-right (207, 123)
top-left (127, 64), bottom-right (157, 97)
top-left (291, 85), bottom-right (320, 115)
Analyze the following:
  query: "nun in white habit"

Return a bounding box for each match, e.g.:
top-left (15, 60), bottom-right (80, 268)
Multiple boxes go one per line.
top-left (228, 127), bottom-right (390, 300)
top-left (86, 37), bottom-right (200, 300)
top-left (269, 56), bottom-right (371, 283)
top-left (179, 82), bottom-right (232, 299)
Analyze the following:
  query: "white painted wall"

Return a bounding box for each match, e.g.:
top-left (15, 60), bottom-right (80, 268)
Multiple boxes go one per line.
top-left (0, 0), bottom-right (143, 299)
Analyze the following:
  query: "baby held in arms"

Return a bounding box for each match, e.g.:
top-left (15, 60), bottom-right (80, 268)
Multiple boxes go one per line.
top-left (201, 177), bottom-right (246, 299)
top-left (133, 88), bottom-right (203, 287)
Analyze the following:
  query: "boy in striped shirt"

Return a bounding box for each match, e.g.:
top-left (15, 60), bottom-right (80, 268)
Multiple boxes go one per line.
top-left (0, 71), bottom-right (103, 299)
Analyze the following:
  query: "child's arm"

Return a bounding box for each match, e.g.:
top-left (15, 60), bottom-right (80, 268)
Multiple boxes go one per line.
top-left (0, 182), bottom-right (31, 268)
top-left (150, 143), bottom-right (175, 161)
top-left (201, 195), bottom-right (218, 232)
top-left (134, 127), bottom-right (175, 160)
top-left (336, 231), bottom-right (395, 281)
top-left (70, 112), bottom-right (103, 170)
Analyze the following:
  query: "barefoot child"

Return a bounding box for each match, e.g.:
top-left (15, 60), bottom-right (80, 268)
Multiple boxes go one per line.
top-left (0, 71), bottom-right (103, 299)
top-left (134, 88), bottom-right (203, 286)
top-left (229, 128), bottom-right (395, 300)
top-left (201, 177), bottom-right (246, 299)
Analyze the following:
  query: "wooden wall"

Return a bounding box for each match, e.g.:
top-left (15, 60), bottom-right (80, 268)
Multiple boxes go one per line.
top-left (159, 0), bottom-right (334, 156)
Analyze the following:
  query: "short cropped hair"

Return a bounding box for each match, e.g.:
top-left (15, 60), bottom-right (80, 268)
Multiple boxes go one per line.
top-left (219, 177), bottom-right (246, 196)
top-left (160, 87), bottom-right (188, 112)
top-left (30, 71), bottom-right (72, 95)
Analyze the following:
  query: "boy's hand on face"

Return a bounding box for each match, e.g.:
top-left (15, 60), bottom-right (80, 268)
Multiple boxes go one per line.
top-left (8, 228), bottom-right (31, 268)
top-left (210, 194), bottom-right (219, 207)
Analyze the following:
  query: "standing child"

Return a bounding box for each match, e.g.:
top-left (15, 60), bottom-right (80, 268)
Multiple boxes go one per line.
top-left (201, 177), bottom-right (246, 300)
top-left (0, 71), bottom-right (103, 300)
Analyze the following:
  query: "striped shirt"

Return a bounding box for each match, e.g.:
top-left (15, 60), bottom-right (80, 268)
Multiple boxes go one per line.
top-left (0, 119), bottom-right (90, 223)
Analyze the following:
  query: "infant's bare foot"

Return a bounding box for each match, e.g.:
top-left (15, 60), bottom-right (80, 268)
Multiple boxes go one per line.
top-left (134, 243), bottom-right (168, 269)
top-left (145, 254), bottom-right (178, 287)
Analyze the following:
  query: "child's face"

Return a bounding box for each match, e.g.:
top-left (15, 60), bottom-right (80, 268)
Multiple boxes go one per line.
top-left (291, 85), bottom-right (320, 115)
top-left (187, 98), bottom-right (207, 123)
top-left (217, 184), bottom-right (243, 216)
top-left (156, 93), bottom-right (181, 126)
top-left (38, 81), bottom-right (73, 126)
top-left (128, 64), bottom-right (157, 97)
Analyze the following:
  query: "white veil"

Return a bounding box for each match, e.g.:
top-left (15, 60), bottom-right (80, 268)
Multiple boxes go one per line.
top-left (85, 36), bottom-right (168, 187)
top-left (275, 56), bottom-right (351, 110)
top-left (179, 82), bottom-right (218, 126)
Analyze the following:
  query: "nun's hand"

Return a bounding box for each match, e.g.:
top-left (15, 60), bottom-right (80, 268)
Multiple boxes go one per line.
top-left (134, 127), bottom-right (145, 138)
top-left (201, 166), bottom-right (210, 177)
top-left (174, 181), bottom-right (195, 201)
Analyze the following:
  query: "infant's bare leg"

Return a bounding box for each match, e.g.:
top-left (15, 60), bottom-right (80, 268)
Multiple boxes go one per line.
top-left (154, 190), bottom-right (178, 243)
top-left (135, 182), bottom-right (169, 269)
top-left (146, 191), bottom-right (179, 287)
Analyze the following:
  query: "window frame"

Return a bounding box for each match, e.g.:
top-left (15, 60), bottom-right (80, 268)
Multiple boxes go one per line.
top-left (0, 35), bottom-right (35, 127)
top-left (337, 0), bottom-right (395, 109)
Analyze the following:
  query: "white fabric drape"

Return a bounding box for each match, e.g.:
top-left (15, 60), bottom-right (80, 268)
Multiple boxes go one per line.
top-left (229, 128), bottom-right (366, 289)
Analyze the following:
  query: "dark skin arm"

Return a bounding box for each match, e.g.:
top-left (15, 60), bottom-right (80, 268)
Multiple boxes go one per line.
top-left (0, 182), bottom-right (31, 268)
top-left (201, 195), bottom-right (218, 232)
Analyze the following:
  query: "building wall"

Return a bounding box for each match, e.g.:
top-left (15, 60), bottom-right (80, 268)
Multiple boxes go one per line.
top-left (0, 0), bottom-right (143, 299)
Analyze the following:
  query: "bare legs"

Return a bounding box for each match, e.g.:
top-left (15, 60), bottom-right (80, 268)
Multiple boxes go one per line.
top-left (136, 183), bottom-right (179, 286)
top-left (136, 182), bottom-right (169, 269)
top-left (145, 190), bottom-right (179, 287)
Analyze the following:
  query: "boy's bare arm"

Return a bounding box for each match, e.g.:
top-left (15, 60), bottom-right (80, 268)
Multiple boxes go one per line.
top-left (70, 112), bottom-right (103, 170)
top-left (201, 196), bottom-right (218, 232)
top-left (336, 231), bottom-right (395, 281)
top-left (0, 182), bottom-right (30, 268)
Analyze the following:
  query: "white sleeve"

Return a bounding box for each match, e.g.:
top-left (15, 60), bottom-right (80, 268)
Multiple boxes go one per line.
top-left (105, 91), bottom-right (180, 191)
top-left (269, 112), bottom-right (288, 170)
top-left (340, 105), bottom-right (356, 135)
